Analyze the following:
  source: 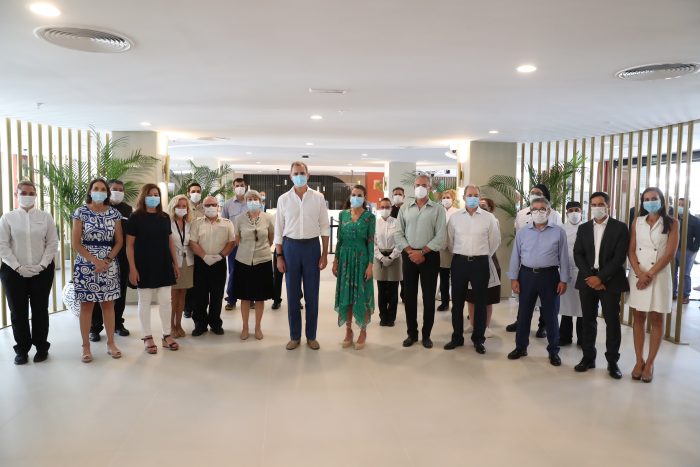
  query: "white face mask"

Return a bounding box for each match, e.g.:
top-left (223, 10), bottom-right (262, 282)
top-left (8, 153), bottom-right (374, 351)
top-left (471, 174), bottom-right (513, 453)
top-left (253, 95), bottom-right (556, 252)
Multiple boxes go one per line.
top-left (441, 198), bottom-right (452, 208)
top-left (591, 206), bottom-right (608, 220)
top-left (529, 193), bottom-right (544, 203)
top-left (414, 186), bottom-right (428, 200)
top-left (110, 191), bottom-right (125, 204)
top-left (18, 195), bottom-right (35, 209)
top-left (204, 206), bottom-right (218, 218)
top-left (175, 208), bottom-right (188, 218)
top-left (567, 212), bottom-right (582, 225)
top-left (531, 210), bottom-right (548, 224)
top-left (393, 194), bottom-right (404, 205)
top-left (378, 209), bottom-right (391, 219)
top-left (189, 192), bottom-right (202, 203)
top-left (234, 186), bottom-right (246, 197)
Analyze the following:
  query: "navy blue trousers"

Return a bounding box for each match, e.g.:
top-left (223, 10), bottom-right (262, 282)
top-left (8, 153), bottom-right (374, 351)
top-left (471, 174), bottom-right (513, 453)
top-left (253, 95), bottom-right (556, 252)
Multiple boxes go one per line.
top-left (283, 238), bottom-right (321, 341)
top-left (225, 246), bottom-right (239, 305)
top-left (515, 267), bottom-right (560, 355)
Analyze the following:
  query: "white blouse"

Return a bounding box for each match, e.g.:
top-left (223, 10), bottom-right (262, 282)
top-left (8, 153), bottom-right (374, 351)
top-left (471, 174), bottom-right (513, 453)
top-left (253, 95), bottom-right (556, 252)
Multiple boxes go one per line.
top-left (374, 215), bottom-right (401, 261)
top-left (0, 207), bottom-right (58, 270)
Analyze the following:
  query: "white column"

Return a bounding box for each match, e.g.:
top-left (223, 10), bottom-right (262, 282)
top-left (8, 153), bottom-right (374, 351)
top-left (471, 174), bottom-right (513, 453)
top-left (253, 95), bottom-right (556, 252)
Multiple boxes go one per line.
top-left (385, 161), bottom-right (416, 197)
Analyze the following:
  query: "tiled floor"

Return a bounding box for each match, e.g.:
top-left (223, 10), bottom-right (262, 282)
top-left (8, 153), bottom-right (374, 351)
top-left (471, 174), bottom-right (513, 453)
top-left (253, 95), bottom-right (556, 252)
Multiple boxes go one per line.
top-left (1, 267), bottom-right (699, 467)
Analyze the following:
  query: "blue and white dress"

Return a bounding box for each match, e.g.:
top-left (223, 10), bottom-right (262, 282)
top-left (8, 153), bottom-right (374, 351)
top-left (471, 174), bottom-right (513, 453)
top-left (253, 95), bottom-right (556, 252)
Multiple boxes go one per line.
top-left (72, 205), bottom-right (122, 302)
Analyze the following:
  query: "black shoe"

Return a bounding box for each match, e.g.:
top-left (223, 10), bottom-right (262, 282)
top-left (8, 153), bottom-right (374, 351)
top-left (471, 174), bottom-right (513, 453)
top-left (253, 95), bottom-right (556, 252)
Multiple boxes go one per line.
top-left (507, 348), bottom-right (528, 360)
top-left (402, 337), bottom-right (418, 347)
top-left (574, 359), bottom-right (596, 372)
top-left (184, 310), bottom-right (192, 319)
top-left (14, 354), bottom-right (28, 365)
top-left (437, 303), bottom-right (449, 312)
top-left (210, 327), bottom-right (225, 335)
top-left (505, 322), bottom-right (517, 332)
top-left (535, 327), bottom-right (547, 338)
top-left (422, 338), bottom-right (433, 349)
top-left (89, 332), bottom-right (101, 342)
top-left (559, 339), bottom-right (572, 346)
top-left (444, 340), bottom-right (464, 350)
top-left (549, 354), bottom-right (562, 366)
top-left (115, 327), bottom-right (130, 337)
top-left (192, 328), bottom-right (207, 337)
top-left (607, 363), bottom-right (622, 379)
top-left (33, 351), bottom-right (48, 363)
top-left (474, 343), bottom-right (486, 354)
top-left (271, 301), bottom-right (281, 310)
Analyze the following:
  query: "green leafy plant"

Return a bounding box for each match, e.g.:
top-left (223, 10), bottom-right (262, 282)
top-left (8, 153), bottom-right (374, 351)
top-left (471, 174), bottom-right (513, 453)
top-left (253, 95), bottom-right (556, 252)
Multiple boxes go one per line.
top-left (169, 160), bottom-right (234, 199)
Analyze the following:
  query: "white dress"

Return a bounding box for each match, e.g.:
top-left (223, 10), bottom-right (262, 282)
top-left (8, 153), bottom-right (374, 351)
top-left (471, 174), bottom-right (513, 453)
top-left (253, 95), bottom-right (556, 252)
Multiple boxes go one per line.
top-left (627, 215), bottom-right (673, 313)
top-left (559, 221), bottom-right (582, 317)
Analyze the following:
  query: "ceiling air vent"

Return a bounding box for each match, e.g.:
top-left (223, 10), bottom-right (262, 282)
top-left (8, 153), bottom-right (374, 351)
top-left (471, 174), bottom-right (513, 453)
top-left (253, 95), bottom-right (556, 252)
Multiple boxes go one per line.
top-left (616, 63), bottom-right (698, 81)
top-left (34, 27), bottom-right (133, 53)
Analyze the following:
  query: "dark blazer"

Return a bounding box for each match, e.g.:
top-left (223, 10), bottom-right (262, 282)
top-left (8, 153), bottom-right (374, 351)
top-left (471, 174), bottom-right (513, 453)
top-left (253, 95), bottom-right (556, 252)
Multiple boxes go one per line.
top-left (573, 217), bottom-right (630, 292)
top-left (679, 214), bottom-right (700, 252)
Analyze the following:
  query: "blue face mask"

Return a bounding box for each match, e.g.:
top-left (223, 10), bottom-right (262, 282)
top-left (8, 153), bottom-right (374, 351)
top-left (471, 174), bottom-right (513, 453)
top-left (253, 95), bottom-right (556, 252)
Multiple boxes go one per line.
top-left (350, 196), bottom-right (364, 208)
top-left (465, 197), bottom-right (479, 209)
top-left (677, 207), bottom-right (684, 216)
top-left (247, 201), bottom-right (261, 212)
top-left (145, 196), bottom-right (160, 208)
top-left (292, 174), bottom-right (307, 187)
top-left (643, 200), bottom-right (662, 214)
top-left (91, 191), bottom-right (107, 204)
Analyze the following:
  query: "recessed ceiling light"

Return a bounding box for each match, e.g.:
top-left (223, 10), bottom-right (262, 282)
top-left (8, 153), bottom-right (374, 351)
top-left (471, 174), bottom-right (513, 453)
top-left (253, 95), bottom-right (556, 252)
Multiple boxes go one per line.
top-left (310, 115), bottom-right (323, 120)
top-left (516, 64), bottom-right (537, 73)
top-left (306, 142), bottom-right (314, 146)
top-left (489, 130), bottom-right (499, 134)
top-left (246, 152), bottom-right (252, 155)
top-left (140, 121), bottom-right (151, 127)
top-left (361, 153), bottom-right (368, 157)
top-left (29, 2), bottom-right (61, 17)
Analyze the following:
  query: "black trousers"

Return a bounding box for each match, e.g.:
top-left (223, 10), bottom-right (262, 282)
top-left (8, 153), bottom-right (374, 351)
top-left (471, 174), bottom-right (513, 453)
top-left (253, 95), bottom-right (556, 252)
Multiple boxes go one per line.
top-left (439, 267), bottom-right (450, 306)
top-left (450, 255), bottom-right (489, 345)
top-left (402, 251), bottom-right (440, 340)
top-left (516, 267), bottom-right (560, 355)
top-left (91, 260), bottom-right (128, 333)
top-left (559, 315), bottom-right (582, 344)
top-left (0, 262), bottom-right (55, 355)
top-left (579, 287), bottom-right (622, 363)
top-left (193, 256), bottom-right (227, 331)
top-left (377, 281), bottom-right (399, 324)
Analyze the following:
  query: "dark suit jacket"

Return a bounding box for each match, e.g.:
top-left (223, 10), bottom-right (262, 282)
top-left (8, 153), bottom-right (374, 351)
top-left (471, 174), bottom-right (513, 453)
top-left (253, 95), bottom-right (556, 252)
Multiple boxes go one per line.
top-left (679, 214), bottom-right (700, 252)
top-left (573, 217), bottom-right (630, 292)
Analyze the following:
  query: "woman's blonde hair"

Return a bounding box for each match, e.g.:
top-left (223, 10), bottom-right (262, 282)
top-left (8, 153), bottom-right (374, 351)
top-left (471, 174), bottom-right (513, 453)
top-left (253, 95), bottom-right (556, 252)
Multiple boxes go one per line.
top-left (168, 194), bottom-right (193, 223)
top-left (441, 189), bottom-right (458, 208)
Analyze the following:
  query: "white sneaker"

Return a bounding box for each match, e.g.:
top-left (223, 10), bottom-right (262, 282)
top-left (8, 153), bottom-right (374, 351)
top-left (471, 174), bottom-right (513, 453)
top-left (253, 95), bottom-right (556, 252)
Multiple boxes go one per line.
top-left (485, 327), bottom-right (495, 338)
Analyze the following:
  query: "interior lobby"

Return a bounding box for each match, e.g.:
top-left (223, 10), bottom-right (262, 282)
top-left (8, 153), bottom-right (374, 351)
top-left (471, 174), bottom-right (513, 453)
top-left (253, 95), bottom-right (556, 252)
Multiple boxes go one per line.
top-left (1, 1), bottom-right (699, 466)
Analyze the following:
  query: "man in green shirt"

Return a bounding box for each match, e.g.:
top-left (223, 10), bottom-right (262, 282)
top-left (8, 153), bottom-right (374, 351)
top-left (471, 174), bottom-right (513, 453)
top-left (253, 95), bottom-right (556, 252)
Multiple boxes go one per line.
top-left (395, 174), bottom-right (446, 348)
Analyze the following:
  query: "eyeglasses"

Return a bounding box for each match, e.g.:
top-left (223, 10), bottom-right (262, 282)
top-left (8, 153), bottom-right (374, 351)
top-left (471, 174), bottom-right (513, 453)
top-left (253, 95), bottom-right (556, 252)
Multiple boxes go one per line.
top-left (531, 208), bottom-right (548, 214)
top-left (203, 204), bottom-right (218, 208)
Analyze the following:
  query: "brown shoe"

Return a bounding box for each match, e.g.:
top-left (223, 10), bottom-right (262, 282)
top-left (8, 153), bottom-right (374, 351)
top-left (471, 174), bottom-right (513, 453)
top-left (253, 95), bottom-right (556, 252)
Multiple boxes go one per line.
top-left (682, 297), bottom-right (690, 304)
top-left (307, 339), bottom-right (320, 350)
top-left (286, 340), bottom-right (300, 350)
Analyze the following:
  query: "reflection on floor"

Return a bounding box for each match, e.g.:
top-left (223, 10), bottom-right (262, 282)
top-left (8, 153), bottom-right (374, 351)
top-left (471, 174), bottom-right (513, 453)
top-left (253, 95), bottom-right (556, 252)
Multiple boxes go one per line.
top-left (1, 267), bottom-right (699, 467)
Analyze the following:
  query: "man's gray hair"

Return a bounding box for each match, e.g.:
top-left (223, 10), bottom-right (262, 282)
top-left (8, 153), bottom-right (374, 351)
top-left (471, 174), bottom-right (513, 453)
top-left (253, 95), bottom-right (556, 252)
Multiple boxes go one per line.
top-left (415, 173), bottom-right (432, 185)
top-left (531, 197), bottom-right (551, 209)
top-left (464, 184), bottom-right (480, 193)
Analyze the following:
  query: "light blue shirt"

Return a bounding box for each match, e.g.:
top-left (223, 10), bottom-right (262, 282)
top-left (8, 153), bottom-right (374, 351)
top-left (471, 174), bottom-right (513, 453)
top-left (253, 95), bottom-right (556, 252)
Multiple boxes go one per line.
top-left (508, 221), bottom-right (570, 282)
top-left (222, 197), bottom-right (248, 222)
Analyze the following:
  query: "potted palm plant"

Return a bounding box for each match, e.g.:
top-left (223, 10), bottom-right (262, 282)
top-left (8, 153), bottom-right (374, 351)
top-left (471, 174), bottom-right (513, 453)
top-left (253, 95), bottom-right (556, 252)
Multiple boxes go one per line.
top-left (169, 160), bottom-right (235, 199)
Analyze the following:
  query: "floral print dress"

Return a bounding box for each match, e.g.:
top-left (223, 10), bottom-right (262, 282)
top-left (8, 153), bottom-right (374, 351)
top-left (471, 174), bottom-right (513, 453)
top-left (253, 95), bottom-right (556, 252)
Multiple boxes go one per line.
top-left (334, 209), bottom-right (375, 327)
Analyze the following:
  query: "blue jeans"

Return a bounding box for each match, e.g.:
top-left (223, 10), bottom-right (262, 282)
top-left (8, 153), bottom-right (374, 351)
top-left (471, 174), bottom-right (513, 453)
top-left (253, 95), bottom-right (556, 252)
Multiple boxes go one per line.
top-left (225, 246), bottom-right (238, 305)
top-left (673, 249), bottom-right (697, 298)
top-left (283, 238), bottom-right (321, 341)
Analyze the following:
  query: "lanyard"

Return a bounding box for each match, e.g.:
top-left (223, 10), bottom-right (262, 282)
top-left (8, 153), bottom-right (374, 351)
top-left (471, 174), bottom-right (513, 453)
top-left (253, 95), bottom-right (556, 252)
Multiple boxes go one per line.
top-left (174, 220), bottom-right (187, 256)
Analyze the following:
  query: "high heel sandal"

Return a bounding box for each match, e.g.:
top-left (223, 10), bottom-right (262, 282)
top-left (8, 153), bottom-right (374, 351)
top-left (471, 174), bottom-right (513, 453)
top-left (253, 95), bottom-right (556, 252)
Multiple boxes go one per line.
top-left (177, 326), bottom-right (187, 338)
top-left (631, 361), bottom-right (645, 380)
top-left (142, 336), bottom-right (158, 354)
top-left (641, 364), bottom-right (654, 383)
top-left (162, 335), bottom-right (179, 351)
top-left (107, 346), bottom-right (122, 359)
top-left (342, 329), bottom-right (354, 348)
top-left (354, 329), bottom-right (367, 350)
top-left (254, 329), bottom-right (264, 340)
top-left (240, 329), bottom-right (250, 340)
top-left (81, 345), bottom-right (93, 363)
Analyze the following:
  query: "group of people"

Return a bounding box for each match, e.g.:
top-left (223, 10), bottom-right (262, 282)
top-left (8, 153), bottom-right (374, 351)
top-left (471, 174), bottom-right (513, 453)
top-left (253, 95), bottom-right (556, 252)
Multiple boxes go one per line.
top-left (0, 164), bottom-right (693, 384)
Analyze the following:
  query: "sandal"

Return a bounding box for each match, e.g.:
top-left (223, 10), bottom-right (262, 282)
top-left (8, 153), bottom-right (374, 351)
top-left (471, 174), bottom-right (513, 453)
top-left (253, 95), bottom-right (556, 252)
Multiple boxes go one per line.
top-left (631, 361), bottom-right (645, 380)
top-left (355, 329), bottom-right (367, 350)
top-left (240, 329), bottom-right (250, 340)
top-left (81, 345), bottom-right (93, 363)
top-left (107, 346), bottom-right (122, 359)
top-left (162, 335), bottom-right (179, 351)
top-left (142, 336), bottom-right (158, 354)
top-left (177, 326), bottom-right (187, 338)
top-left (254, 328), bottom-right (263, 340)
top-left (342, 329), bottom-right (354, 348)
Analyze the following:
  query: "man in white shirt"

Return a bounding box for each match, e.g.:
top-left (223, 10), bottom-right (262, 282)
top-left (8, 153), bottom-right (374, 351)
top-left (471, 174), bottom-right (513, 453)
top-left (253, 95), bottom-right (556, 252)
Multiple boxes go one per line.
top-left (274, 162), bottom-right (330, 350)
top-left (222, 177), bottom-right (249, 310)
top-left (444, 185), bottom-right (501, 354)
top-left (0, 180), bottom-right (59, 365)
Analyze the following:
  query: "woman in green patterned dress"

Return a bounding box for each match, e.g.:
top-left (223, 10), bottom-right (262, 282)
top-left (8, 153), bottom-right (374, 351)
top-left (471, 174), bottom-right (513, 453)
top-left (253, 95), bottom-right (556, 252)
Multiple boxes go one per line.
top-left (332, 185), bottom-right (375, 350)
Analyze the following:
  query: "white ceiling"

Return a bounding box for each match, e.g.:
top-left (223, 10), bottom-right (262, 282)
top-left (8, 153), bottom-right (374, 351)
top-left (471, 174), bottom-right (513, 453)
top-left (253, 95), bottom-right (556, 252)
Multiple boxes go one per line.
top-left (1, 0), bottom-right (699, 170)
